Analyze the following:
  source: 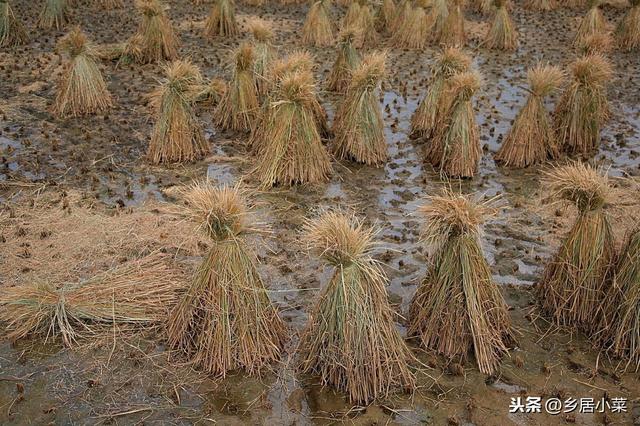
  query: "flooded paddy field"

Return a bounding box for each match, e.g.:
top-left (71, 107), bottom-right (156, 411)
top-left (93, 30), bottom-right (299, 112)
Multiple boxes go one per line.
top-left (1, 0), bottom-right (639, 424)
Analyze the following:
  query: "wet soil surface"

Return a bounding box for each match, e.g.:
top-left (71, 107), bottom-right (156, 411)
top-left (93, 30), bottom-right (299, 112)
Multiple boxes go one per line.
top-left (1, 0), bottom-right (639, 424)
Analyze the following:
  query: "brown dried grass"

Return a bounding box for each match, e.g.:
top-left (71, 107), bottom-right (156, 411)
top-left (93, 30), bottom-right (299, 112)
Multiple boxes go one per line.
top-left (38, 0), bottom-right (69, 30)
top-left (536, 163), bottom-right (616, 333)
top-left (123, 0), bottom-right (179, 64)
top-left (298, 211), bottom-right (416, 403)
top-left (167, 182), bottom-right (286, 377)
top-left (409, 191), bottom-right (513, 375)
top-left (495, 64), bottom-right (564, 168)
top-left (54, 27), bottom-right (113, 118)
top-left (332, 52), bottom-right (387, 166)
top-left (148, 60), bottom-right (208, 164)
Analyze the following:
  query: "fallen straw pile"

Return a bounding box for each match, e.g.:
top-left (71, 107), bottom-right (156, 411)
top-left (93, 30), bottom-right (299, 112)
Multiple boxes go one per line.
top-left (327, 27), bottom-right (362, 93)
top-left (495, 64), bottom-right (564, 168)
top-left (574, 0), bottom-right (606, 47)
top-left (148, 60), bottom-right (208, 164)
top-left (411, 47), bottom-right (471, 139)
top-left (302, 0), bottom-right (335, 47)
top-left (598, 228), bottom-right (640, 372)
top-left (38, 0), bottom-right (69, 30)
top-left (54, 27), bottom-right (113, 118)
top-left (298, 211), bottom-right (416, 403)
top-left (616, 0), bottom-right (640, 51)
top-left (409, 191), bottom-right (513, 375)
top-left (536, 163), bottom-right (616, 333)
top-left (214, 43), bottom-right (260, 133)
top-left (167, 183), bottom-right (286, 377)
top-left (483, 0), bottom-right (518, 51)
top-left (0, 253), bottom-right (184, 347)
top-left (554, 54), bottom-right (612, 155)
top-left (332, 52), bottom-right (387, 166)
top-left (0, 0), bottom-right (27, 47)
top-left (427, 70), bottom-right (482, 178)
top-left (253, 70), bottom-right (332, 186)
top-left (123, 0), bottom-right (179, 64)
top-left (204, 0), bottom-right (239, 38)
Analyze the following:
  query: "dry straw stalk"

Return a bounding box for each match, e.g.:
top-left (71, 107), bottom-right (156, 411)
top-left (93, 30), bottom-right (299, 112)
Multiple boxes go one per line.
top-left (409, 191), bottom-right (513, 375)
top-left (38, 0), bottom-right (69, 30)
top-left (495, 64), bottom-right (564, 168)
top-left (483, 0), bottom-right (518, 50)
top-left (148, 60), bottom-right (208, 164)
top-left (327, 27), bottom-right (362, 93)
top-left (298, 211), bottom-right (416, 403)
top-left (332, 52), bottom-right (387, 166)
top-left (616, 0), bottom-right (640, 51)
top-left (536, 163), bottom-right (616, 333)
top-left (167, 183), bottom-right (286, 377)
top-left (123, 0), bottom-right (179, 64)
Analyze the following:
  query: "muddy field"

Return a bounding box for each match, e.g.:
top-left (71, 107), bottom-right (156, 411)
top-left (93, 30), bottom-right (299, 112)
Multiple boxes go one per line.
top-left (1, 0), bottom-right (640, 424)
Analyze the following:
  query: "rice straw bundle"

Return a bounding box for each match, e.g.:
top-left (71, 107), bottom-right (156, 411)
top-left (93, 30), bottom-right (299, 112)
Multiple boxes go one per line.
top-left (428, 0), bottom-right (449, 40)
top-left (554, 54), bottom-right (612, 155)
top-left (54, 27), bottom-right (113, 118)
top-left (253, 71), bottom-right (332, 187)
top-left (332, 52), bottom-right (387, 166)
top-left (358, 4), bottom-right (379, 46)
top-left (438, 0), bottom-right (466, 47)
top-left (598, 228), bottom-right (640, 371)
top-left (0, 254), bottom-right (183, 347)
top-left (483, 0), bottom-right (518, 50)
top-left (495, 64), bottom-right (564, 168)
top-left (578, 31), bottom-right (613, 55)
top-left (536, 163), bottom-right (616, 333)
top-left (0, 0), bottom-right (27, 47)
top-left (327, 27), bottom-right (362, 93)
top-left (525, 0), bottom-right (556, 11)
top-left (123, 0), bottom-right (179, 64)
top-left (214, 43), bottom-right (259, 133)
top-left (148, 60), bottom-right (207, 164)
top-left (616, 0), bottom-right (640, 51)
top-left (342, 1), bottom-right (361, 28)
top-left (38, 0), bottom-right (69, 30)
top-left (167, 183), bottom-right (286, 377)
top-left (411, 47), bottom-right (471, 139)
top-left (195, 77), bottom-right (227, 106)
top-left (574, 0), bottom-right (606, 47)
top-left (298, 211), bottom-right (416, 403)
top-left (248, 17), bottom-right (276, 98)
top-left (472, 0), bottom-right (493, 15)
top-left (427, 71), bottom-right (482, 178)
top-left (204, 0), bottom-right (239, 38)
top-left (391, 0), bottom-right (412, 34)
top-left (409, 191), bottom-right (513, 375)
top-left (390, 6), bottom-right (428, 49)
top-left (303, 0), bottom-right (335, 47)
top-left (375, 0), bottom-right (397, 33)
